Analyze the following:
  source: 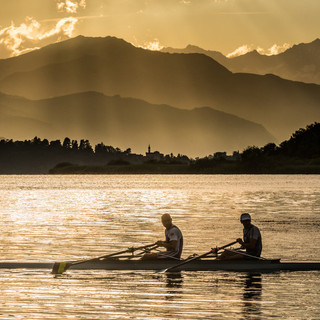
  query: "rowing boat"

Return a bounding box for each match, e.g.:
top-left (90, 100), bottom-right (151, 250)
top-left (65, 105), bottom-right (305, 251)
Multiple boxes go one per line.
top-left (1, 259), bottom-right (320, 272)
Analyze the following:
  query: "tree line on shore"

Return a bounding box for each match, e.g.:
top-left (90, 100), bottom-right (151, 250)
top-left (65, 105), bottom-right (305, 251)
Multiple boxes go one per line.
top-left (194, 122), bottom-right (320, 173)
top-left (0, 137), bottom-right (189, 173)
top-left (1, 122), bottom-right (319, 174)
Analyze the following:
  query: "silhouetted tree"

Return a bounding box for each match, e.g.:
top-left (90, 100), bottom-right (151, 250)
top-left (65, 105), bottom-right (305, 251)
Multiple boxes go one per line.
top-left (95, 143), bottom-right (107, 153)
top-left (72, 140), bottom-right (79, 151)
top-left (63, 137), bottom-right (71, 149)
top-left (241, 146), bottom-right (262, 161)
top-left (124, 148), bottom-right (131, 155)
top-left (32, 136), bottom-right (41, 145)
top-left (42, 139), bottom-right (49, 147)
top-left (262, 143), bottom-right (277, 156)
top-left (279, 122), bottom-right (320, 158)
top-left (50, 140), bottom-right (62, 149)
top-left (105, 146), bottom-right (116, 153)
top-left (79, 139), bottom-right (93, 153)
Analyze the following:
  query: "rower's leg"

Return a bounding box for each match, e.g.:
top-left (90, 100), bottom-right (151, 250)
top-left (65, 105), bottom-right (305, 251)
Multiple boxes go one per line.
top-left (140, 253), bottom-right (158, 260)
top-left (218, 249), bottom-right (244, 260)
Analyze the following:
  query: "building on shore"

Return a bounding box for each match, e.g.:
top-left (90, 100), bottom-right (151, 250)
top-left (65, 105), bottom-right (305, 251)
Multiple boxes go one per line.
top-left (213, 151), bottom-right (241, 161)
top-left (145, 145), bottom-right (164, 161)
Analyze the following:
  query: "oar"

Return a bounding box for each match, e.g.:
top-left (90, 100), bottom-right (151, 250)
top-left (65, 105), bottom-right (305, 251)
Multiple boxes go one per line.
top-left (52, 243), bottom-right (157, 274)
top-left (226, 249), bottom-right (279, 262)
top-left (157, 240), bottom-right (238, 274)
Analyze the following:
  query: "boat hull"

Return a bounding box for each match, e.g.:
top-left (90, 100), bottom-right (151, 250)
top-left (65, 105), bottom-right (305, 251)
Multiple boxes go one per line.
top-left (1, 260), bottom-right (320, 272)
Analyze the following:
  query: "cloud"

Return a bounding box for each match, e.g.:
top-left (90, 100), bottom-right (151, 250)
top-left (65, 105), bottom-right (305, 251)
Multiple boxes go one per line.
top-left (141, 39), bottom-right (164, 51)
top-left (0, 16), bottom-right (78, 59)
top-left (227, 45), bottom-right (251, 58)
top-left (0, 0), bottom-right (87, 59)
top-left (227, 43), bottom-right (291, 58)
top-left (259, 43), bottom-right (291, 55)
top-left (57, 0), bottom-right (86, 14)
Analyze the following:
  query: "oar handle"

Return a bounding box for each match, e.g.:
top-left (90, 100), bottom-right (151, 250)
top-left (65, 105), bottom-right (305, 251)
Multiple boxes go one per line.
top-left (211, 240), bottom-right (238, 254)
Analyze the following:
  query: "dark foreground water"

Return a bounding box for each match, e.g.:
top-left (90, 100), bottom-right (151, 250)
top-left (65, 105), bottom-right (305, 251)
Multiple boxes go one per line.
top-left (1, 175), bottom-right (320, 319)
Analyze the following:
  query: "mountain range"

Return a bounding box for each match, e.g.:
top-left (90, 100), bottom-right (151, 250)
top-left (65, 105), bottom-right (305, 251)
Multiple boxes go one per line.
top-left (162, 38), bottom-right (320, 85)
top-left (0, 91), bottom-right (273, 156)
top-left (0, 36), bottom-right (320, 156)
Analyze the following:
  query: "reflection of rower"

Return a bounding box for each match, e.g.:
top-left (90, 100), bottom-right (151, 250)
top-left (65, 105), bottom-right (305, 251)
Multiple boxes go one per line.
top-left (142, 214), bottom-right (183, 260)
top-left (166, 272), bottom-right (183, 289)
top-left (219, 213), bottom-right (262, 260)
top-left (242, 273), bottom-right (262, 317)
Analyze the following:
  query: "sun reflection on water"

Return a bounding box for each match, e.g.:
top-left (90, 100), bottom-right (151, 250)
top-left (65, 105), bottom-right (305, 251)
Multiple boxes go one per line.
top-left (0, 175), bottom-right (320, 319)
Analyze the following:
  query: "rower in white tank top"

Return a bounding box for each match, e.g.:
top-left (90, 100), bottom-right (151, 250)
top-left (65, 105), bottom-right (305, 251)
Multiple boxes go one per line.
top-left (141, 214), bottom-right (183, 260)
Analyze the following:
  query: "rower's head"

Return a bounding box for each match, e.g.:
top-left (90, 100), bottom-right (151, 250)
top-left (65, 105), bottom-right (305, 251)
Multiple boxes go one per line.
top-left (240, 213), bottom-right (251, 228)
top-left (161, 213), bottom-right (173, 229)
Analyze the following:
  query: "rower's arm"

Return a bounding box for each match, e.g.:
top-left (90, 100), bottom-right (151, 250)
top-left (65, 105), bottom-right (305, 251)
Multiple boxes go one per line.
top-left (237, 238), bottom-right (257, 250)
top-left (157, 240), bottom-right (177, 250)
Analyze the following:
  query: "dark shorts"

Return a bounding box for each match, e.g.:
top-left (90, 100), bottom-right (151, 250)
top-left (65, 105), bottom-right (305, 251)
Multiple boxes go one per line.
top-left (244, 251), bottom-right (261, 260)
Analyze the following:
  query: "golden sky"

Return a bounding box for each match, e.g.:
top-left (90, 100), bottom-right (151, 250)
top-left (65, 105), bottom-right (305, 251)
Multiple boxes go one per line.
top-left (1, 0), bottom-right (320, 59)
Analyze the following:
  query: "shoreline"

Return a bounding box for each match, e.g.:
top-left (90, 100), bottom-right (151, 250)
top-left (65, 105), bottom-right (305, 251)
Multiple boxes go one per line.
top-left (47, 163), bottom-right (320, 175)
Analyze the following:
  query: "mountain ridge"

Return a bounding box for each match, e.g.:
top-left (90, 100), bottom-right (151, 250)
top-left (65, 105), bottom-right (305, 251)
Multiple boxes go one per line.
top-left (162, 38), bottom-right (320, 85)
top-left (0, 91), bottom-right (274, 157)
top-left (0, 35), bottom-right (230, 82)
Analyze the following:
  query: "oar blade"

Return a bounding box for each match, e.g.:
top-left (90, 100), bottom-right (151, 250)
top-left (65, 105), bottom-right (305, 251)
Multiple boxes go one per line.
top-left (51, 262), bottom-right (70, 274)
top-left (156, 268), bottom-right (168, 274)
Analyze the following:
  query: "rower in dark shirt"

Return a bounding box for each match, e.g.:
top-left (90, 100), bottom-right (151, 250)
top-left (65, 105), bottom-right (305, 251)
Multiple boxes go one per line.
top-left (219, 213), bottom-right (262, 260)
top-left (237, 213), bottom-right (262, 258)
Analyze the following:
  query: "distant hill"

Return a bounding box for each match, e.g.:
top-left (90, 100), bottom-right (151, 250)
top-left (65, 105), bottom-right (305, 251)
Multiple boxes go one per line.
top-left (162, 44), bottom-right (228, 66)
top-left (0, 91), bottom-right (274, 157)
top-left (162, 39), bottom-right (320, 85)
top-left (0, 36), bottom-right (320, 142)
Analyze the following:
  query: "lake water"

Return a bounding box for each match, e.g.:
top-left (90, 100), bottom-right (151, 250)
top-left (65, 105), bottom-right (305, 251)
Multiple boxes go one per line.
top-left (1, 175), bottom-right (320, 319)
